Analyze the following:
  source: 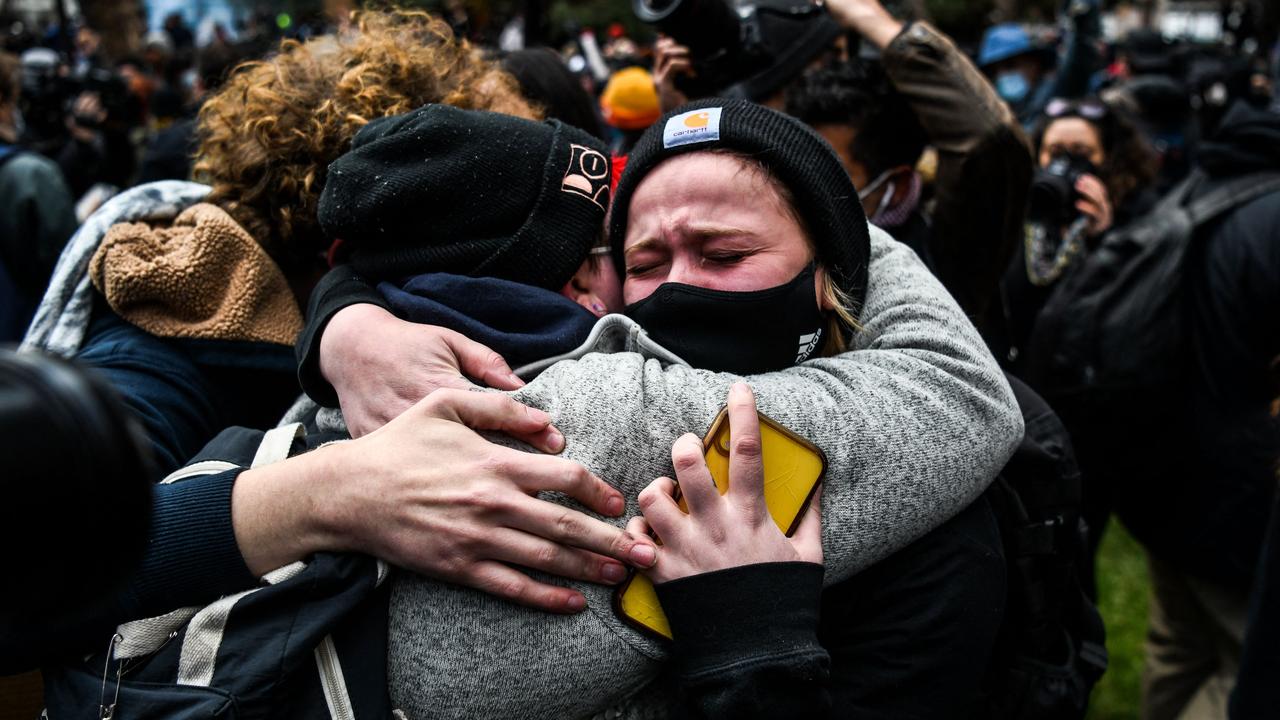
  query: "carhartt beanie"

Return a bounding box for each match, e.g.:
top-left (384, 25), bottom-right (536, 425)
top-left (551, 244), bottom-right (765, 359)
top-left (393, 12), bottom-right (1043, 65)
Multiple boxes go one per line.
top-left (319, 104), bottom-right (612, 291)
top-left (610, 99), bottom-right (869, 310)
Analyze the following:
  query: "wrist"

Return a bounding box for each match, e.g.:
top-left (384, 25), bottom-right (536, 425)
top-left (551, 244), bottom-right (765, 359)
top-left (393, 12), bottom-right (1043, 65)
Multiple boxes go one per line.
top-left (657, 562), bottom-right (824, 666)
top-left (230, 444), bottom-right (351, 575)
top-left (832, 1), bottom-right (903, 49)
top-left (318, 303), bottom-right (394, 388)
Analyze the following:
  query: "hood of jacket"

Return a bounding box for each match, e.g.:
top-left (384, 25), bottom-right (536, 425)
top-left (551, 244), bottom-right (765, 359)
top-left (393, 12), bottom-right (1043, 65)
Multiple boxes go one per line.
top-left (1199, 100), bottom-right (1280, 177)
top-left (89, 202), bottom-right (303, 346)
top-left (23, 181), bottom-right (213, 356)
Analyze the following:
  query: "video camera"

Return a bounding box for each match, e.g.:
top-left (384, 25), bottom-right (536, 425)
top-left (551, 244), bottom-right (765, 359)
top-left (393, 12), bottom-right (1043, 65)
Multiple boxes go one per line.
top-left (633, 0), bottom-right (838, 99)
top-left (19, 48), bottom-right (132, 138)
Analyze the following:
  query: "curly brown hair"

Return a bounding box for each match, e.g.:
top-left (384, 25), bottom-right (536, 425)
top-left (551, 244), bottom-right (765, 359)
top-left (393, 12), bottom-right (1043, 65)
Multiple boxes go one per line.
top-left (194, 9), bottom-right (537, 276)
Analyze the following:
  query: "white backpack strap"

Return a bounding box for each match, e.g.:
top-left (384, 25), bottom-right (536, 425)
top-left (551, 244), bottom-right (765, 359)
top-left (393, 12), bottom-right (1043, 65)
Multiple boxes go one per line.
top-left (251, 422), bottom-right (305, 468)
top-left (114, 606), bottom-right (201, 659)
top-left (176, 561), bottom-right (307, 687)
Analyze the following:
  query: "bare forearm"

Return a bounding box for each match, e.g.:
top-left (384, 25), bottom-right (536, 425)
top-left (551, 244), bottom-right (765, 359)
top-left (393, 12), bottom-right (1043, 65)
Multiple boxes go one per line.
top-left (231, 445), bottom-right (348, 576)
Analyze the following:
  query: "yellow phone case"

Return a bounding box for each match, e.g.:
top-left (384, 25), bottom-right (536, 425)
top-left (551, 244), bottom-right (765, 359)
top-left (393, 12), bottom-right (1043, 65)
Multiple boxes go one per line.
top-left (612, 407), bottom-right (827, 640)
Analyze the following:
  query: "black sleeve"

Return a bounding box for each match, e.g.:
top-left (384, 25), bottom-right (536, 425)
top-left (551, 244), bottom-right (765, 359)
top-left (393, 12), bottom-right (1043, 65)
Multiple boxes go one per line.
top-left (656, 562), bottom-right (831, 720)
top-left (818, 497), bottom-right (1007, 720)
top-left (295, 264), bottom-right (391, 407)
top-left (0, 469), bottom-right (257, 673)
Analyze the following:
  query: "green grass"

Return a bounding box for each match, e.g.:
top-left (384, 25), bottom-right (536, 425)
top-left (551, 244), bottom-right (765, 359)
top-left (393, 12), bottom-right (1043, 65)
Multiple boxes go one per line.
top-left (1087, 518), bottom-right (1150, 720)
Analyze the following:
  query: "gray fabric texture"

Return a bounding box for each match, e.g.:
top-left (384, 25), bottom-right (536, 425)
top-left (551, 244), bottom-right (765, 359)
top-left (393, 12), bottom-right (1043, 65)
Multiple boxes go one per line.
top-left (376, 226), bottom-right (1025, 719)
top-left (21, 180), bottom-right (211, 356)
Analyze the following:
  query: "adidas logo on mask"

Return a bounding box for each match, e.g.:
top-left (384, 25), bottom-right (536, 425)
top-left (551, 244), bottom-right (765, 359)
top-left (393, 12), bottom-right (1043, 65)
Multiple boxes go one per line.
top-left (796, 329), bottom-right (823, 363)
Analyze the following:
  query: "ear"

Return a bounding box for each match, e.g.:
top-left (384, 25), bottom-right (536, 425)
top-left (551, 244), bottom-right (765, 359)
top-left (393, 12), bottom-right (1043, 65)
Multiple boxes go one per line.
top-left (561, 261), bottom-right (609, 317)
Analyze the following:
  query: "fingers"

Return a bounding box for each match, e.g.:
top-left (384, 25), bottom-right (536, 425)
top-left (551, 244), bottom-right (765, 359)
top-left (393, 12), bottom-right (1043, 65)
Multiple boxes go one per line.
top-left (464, 560), bottom-right (588, 614)
top-left (487, 528), bottom-right (628, 586)
top-left (443, 329), bottom-right (525, 391)
top-left (1074, 176), bottom-right (1112, 223)
top-left (725, 383), bottom-right (765, 509)
top-left (625, 515), bottom-right (651, 538)
top-left (670, 433), bottom-right (719, 514)
top-left (637, 476), bottom-right (685, 545)
top-left (500, 449), bottom-right (623, 516)
top-left (1075, 173), bottom-right (1106, 199)
top-left (502, 493), bottom-right (656, 568)
top-left (423, 390), bottom-right (566, 454)
top-left (1074, 197), bottom-right (1113, 235)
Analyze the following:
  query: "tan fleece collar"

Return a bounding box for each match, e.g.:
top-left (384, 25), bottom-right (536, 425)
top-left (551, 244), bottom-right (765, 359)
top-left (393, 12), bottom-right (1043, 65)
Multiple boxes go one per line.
top-left (90, 203), bottom-right (303, 346)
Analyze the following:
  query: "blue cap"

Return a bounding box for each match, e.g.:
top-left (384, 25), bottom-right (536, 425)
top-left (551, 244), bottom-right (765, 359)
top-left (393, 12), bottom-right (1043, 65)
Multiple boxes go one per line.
top-left (978, 23), bottom-right (1035, 68)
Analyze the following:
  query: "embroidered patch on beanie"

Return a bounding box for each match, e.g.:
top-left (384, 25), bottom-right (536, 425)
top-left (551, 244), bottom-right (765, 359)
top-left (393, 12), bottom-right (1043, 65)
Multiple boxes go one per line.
top-left (662, 107), bottom-right (722, 148)
top-left (560, 143), bottom-right (611, 209)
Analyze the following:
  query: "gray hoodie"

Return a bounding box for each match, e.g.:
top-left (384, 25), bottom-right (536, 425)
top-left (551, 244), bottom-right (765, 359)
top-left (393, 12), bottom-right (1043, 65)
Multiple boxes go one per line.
top-left (379, 226), bottom-right (1024, 719)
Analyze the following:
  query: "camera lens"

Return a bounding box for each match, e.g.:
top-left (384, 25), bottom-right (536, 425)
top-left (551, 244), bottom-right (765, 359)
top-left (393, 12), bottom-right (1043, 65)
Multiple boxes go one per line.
top-left (1028, 153), bottom-right (1094, 226)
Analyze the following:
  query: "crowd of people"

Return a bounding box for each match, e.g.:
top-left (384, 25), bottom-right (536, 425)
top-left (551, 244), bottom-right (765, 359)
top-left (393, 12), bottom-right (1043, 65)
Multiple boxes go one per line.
top-left (0, 0), bottom-right (1277, 718)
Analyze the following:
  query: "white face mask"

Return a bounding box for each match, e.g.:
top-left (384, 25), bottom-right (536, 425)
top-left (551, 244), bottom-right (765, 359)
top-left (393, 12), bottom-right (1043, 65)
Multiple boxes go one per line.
top-left (857, 169), bottom-right (898, 225)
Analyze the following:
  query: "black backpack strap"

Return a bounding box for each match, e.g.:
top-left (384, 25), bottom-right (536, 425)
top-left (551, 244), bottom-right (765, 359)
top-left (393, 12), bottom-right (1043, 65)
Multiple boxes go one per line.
top-left (1185, 171), bottom-right (1280, 226)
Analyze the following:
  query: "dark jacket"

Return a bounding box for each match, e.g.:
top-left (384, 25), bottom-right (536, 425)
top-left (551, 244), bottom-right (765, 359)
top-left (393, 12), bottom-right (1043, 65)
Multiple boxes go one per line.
top-left (1166, 101), bottom-right (1280, 585)
top-left (0, 145), bottom-right (77, 340)
top-left (658, 497), bottom-right (1005, 720)
top-left (881, 22), bottom-right (1032, 325)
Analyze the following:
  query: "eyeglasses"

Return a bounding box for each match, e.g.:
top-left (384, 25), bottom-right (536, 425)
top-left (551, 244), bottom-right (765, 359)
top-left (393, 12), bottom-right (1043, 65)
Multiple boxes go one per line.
top-left (1045, 97), bottom-right (1109, 120)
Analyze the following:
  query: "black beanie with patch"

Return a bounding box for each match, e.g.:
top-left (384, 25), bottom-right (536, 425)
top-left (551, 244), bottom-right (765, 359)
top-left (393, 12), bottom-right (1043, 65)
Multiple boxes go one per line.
top-left (609, 98), bottom-right (870, 310)
top-left (319, 104), bottom-right (612, 291)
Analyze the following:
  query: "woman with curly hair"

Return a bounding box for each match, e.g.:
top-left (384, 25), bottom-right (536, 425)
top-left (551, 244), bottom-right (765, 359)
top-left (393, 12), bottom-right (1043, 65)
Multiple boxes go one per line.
top-left (1000, 95), bottom-right (1159, 366)
top-left (12, 9), bottom-right (653, 671)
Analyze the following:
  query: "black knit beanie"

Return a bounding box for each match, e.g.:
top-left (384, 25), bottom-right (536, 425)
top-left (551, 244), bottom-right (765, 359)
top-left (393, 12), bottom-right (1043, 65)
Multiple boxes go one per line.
top-left (610, 98), bottom-right (869, 310)
top-left (319, 104), bottom-right (612, 291)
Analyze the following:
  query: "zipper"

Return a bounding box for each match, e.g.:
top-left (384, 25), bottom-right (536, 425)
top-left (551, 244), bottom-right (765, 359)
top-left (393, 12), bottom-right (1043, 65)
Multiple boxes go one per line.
top-left (314, 635), bottom-right (355, 720)
top-left (160, 460), bottom-right (239, 484)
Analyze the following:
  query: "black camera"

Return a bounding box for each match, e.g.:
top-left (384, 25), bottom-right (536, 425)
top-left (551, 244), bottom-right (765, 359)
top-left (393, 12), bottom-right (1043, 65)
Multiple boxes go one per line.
top-left (1028, 152), bottom-right (1097, 227)
top-left (633, 0), bottom-right (837, 99)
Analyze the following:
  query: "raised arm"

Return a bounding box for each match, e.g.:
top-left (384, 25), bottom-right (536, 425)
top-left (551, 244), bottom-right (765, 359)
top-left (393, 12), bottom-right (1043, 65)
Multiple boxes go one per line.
top-left (826, 0), bottom-right (1032, 320)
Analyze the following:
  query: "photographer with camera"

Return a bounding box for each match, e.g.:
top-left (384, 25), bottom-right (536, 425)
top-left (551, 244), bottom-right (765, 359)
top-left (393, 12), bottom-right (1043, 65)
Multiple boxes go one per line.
top-left (0, 51), bottom-right (77, 341)
top-left (999, 96), bottom-right (1157, 372)
top-left (645, 0), bottom-right (844, 110)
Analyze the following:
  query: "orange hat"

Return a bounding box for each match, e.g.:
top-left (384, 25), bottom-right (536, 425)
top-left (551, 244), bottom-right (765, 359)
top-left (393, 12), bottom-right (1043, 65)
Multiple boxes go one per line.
top-left (600, 67), bottom-right (661, 131)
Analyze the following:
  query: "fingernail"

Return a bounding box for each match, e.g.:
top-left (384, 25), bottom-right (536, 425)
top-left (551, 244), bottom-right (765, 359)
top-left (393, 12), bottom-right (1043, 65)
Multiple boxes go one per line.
top-left (508, 372), bottom-right (526, 387)
top-left (601, 562), bottom-right (626, 583)
top-left (566, 594), bottom-right (586, 612)
top-left (545, 428), bottom-right (565, 453)
top-left (606, 495), bottom-right (624, 516)
top-left (525, 405), bottom-right (552, 425)
top-left (630, 543), bottom-right (657, 568)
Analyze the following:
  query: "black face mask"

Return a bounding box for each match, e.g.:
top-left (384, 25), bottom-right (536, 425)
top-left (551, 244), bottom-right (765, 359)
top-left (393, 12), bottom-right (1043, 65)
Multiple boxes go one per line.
top-left (623, 265), bottom-right (826, 375)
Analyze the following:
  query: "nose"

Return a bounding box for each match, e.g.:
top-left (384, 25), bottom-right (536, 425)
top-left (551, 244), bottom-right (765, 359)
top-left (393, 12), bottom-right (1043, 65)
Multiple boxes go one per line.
top-left (664, 256), bottom-right (700, 287)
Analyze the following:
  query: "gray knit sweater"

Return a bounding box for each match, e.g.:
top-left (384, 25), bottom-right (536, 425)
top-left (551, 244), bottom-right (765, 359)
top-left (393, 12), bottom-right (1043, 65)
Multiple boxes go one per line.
top-left (383, 227), bottom-right (1024, 719)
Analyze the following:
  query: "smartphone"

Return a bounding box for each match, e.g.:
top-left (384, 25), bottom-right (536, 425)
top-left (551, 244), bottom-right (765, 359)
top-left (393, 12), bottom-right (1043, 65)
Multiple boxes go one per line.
top-left (612, 407), bottom-right (827, 641)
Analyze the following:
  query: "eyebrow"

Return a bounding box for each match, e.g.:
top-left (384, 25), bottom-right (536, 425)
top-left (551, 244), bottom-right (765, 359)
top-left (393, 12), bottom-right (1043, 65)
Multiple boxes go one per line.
top-left (623, 224), bottom-right (757, 257)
